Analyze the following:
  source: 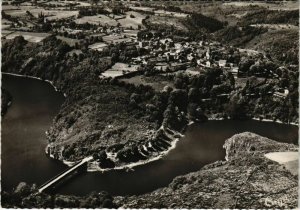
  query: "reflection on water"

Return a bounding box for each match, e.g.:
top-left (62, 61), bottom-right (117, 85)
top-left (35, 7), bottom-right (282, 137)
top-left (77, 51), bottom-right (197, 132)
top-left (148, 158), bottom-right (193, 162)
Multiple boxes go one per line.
top-left (1, 74), bottom-right (298, 196)
top-left (1, 74), bottom-right (66, 191)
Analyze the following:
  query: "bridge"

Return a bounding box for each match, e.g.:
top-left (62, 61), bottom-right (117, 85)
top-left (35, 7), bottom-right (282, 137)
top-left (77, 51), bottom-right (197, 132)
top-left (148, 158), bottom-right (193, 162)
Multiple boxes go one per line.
top-left (38, 156), bottom-right (93, 193)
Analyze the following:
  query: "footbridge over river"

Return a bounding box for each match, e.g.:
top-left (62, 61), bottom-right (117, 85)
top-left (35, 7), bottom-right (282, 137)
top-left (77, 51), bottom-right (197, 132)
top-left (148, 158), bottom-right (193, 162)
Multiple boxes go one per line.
top-left (38, 156), bottom-right (93, 193)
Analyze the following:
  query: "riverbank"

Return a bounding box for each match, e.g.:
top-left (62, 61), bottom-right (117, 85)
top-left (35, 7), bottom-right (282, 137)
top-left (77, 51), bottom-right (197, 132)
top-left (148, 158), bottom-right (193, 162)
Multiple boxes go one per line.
top-left (1, 72), bottom-right (67, 97)
top-left (2, 36), bottom-right (298, 179)
top-left (2, 72), bottom-right (187, 173)
top-left (116, 132), bottom-right (299, 208)
top-left (3, 71), bottom-right (297, 173)
top-left (2, 132), bottom-right (298, 208)
top-left (1, 71), bottom-right (298, 203)
top-left (46, 125), bottom-right (183, 172)
top-left (252, 117), bottom-right (298, 126)
top-left (51, 116), bottom-right (298, 172)
top-left (207, 116), bottom-right (298, 126)
top-left (89, 126), bottom-right (182, 172)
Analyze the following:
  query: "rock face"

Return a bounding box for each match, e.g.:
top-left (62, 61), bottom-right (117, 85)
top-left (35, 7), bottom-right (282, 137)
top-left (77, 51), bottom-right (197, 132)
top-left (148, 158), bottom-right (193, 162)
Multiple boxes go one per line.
top-left (115, 132), bottom-right (298, 209)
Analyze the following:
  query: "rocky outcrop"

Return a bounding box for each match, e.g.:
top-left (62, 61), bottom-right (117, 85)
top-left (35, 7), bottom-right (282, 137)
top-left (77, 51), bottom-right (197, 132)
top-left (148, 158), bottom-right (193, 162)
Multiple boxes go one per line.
top-left (223, 132), bottom-right (298, 161)
top-left (115, 132), bottom-right (298, 208)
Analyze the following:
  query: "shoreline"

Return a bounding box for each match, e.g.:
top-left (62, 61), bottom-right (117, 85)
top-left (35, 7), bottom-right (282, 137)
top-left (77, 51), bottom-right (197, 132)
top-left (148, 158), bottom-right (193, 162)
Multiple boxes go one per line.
top-left (1, 72), bottom-right (67, 97)
top-left (88, 137), bottom-right (180, 172)
top-left (207, 116), bottom-right (298, 126)
top-left (6, 72), bottom-right (297, 126)
top-left (4, 72), bottom-right (298, 173)
top-left (3, 71), bottom-right (186, 173)
top-left (48, 126), bottom-right (183, 172)
top-left (52, 117), bottom-right (298, 173)
top-left (252, 117), bottom-right (298, 126)
top-left (50, 118), bottom-right (298, 172)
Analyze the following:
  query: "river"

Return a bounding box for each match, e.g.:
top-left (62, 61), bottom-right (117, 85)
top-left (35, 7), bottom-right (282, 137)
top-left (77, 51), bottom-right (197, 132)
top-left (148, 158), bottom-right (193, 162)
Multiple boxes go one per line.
top-left (1, 74), bottom-right (298, 196)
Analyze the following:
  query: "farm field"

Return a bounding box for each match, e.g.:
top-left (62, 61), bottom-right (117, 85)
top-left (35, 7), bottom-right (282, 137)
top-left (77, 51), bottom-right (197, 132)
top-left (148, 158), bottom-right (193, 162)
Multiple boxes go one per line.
top-left (123, 29), bottom-right (139, 38)
top-left (3, 8), bottom-right (28, 17)
top-left (88, 42), bottom-right (108, 51)
top-left (1, 30), bottom-right (14, 38)
top-left (119, 74), bottom-right (174, 91)
top-left (42, 0), bottom-right (90, 7)
top-left (154, 10), bottom-right (188, 18)
top-left (101, 62), bottom-right (140, 78)
top-left (146, 15), bottom-right (188, 31)
top-left (1, 19), bottom-right (12, 30)
top-left (75, 15), bottom-right (117, 26)
top-left (56, 36), bottom-right (81, 47)
top-left (223, 1), bottom-right (298, 10)
top-left (250, 23), bottom-right (298, 30)
top-left (4, 31), bottom-right (51, 42)
top-left (130, 6), bottom-right (154, 12)
top-left (118, 11), bottom-right (146, 29)
top-left (102, 34), bottom-right (132, 44)
top-left (3, 6), bottom-right (78, 20)
top-left (45, 10), bottom-right (78, 21)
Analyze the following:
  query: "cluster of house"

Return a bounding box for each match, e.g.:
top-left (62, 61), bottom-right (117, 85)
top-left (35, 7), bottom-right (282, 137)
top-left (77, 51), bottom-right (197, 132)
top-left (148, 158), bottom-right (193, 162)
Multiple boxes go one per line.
top-left (106, 34), bottom-right (290, 101)
top-left (128, 36), bottom-right (241, 76)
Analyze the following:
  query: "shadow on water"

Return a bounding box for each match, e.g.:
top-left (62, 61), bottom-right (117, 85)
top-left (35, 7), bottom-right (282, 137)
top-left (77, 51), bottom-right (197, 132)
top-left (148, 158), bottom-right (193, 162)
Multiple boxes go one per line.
top-left (43, 163), bottom-right (88, 194)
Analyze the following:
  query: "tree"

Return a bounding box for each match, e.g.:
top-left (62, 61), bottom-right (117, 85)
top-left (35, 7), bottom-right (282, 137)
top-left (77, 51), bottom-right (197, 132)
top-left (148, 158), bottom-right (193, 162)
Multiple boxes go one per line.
top-left (169, 89), bottom-right (188, 112)
top-left (238, 57), bottom-right (255, 75)
top-left (98, 151), bottom-right (107, 162)
top-left (91, 0), bottom-right (99, 5)
top-left (226, 92), bottom-right (249, 119)
top-left (187, 103), bottom-right (207, 122)
top-left (188, 88), bottom-right (200, 103)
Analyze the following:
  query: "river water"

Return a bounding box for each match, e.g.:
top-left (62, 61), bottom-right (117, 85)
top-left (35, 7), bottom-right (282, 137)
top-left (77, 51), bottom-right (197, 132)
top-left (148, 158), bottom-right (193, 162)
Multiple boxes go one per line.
top-left (1, 74), bottom-right (298, 196)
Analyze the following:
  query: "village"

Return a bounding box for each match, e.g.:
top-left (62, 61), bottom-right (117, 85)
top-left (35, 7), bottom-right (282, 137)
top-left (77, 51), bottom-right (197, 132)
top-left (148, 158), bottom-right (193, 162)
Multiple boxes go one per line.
top-left (2, 0), bottom-right (295, 106)
top-left (1, 0), bottom-right (299, 208)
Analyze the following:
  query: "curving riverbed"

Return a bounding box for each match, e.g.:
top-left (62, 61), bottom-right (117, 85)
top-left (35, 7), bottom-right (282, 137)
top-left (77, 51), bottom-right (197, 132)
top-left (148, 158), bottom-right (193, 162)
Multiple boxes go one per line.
top-left (1, 74), bottom-right (298, 196)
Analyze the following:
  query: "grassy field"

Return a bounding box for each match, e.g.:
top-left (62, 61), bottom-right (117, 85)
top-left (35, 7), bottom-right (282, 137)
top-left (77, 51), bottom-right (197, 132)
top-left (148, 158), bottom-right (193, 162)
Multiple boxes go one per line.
top-left (118, 11), bottom-right (146, 30)
top-left (120, 74), bottom-right (174, 91)
top-left (45, 10), bottom-right (78, 21)
top-left (102, 34), bottom-right (132, 44)
top-left (223, 1), bottom-right (299, 10)
top-left (145, 15), bottom-right (188, 31)
top-left (1, 19), bottom-right (12, 30)
top-left (88, 42), bottom-right (108, 51)
top-left (130, 6), bottom-right (154, 12)
top-left (101, 62), bottom-right (140, 78)
top-left (123, 29), bottom-right (139, 38)
top-left (1, 30), bottom-right (13, 37)
top-left (4, 9), bottom-right (28, 17)
top-left (3, 6), bottom-right (78, 20)
top-left (250, 23), bottom-right (298, 30)
top-left (75, 15), bottom-right (117, 26)
top-left (42, 0), bottom-right (91, 7)
top-left (154, 10), bottom-right (188, 18)
top-left (5, 31), bottom-right (51, 42)
top-left (56, 36), bottom-right (81, 47)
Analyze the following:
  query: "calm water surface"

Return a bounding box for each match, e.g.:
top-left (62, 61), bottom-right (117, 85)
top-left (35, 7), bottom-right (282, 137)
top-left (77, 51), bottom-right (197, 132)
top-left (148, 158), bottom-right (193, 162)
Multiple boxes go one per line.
top-left (1, 74), bottom-right (298, 196)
